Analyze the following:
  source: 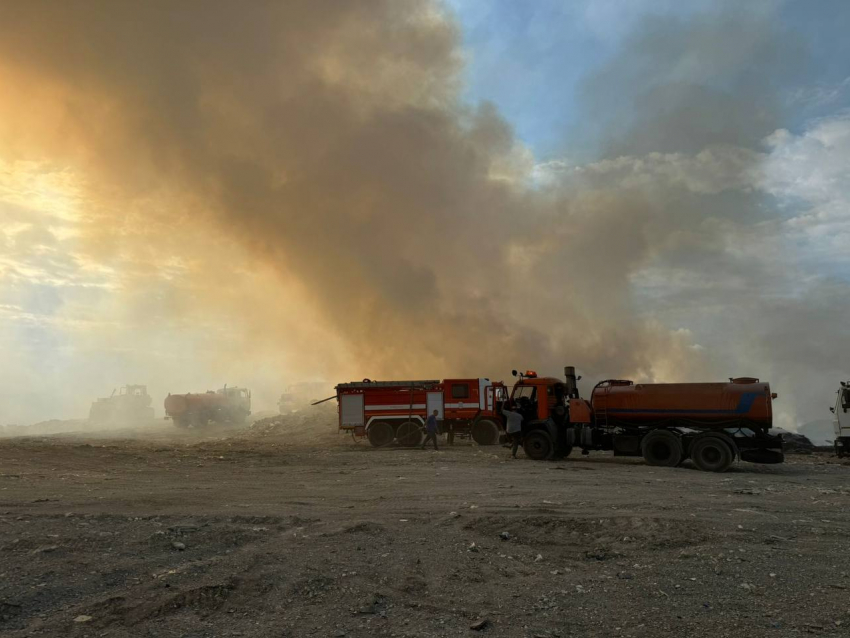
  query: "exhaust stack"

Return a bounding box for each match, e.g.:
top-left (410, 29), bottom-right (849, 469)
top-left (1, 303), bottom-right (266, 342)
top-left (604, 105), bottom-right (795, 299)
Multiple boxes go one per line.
top-left (564, 366), bottom-right (580, 399)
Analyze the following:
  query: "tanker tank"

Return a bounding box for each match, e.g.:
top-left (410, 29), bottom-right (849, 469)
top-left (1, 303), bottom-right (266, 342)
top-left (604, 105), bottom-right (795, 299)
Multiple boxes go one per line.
top-left (164, 386), bottom-right (251, 428)
top-left (591, 377), bottom-right (775, 429)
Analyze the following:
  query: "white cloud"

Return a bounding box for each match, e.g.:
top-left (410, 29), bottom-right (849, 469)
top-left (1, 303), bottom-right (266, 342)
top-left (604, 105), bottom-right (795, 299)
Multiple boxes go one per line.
top-left (762, 113), bottom-right (850, 272)
top-left (762, 112), bottom-right (850, 203)
top-left (535, 145), bottom-right (763, 194)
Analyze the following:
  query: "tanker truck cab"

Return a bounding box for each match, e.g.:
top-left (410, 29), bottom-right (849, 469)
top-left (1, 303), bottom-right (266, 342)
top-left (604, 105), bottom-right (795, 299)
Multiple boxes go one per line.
top-left (216, 386), bottom-right (252, 422)
top-left (508, 370), bottom-right (571, 460)
top-left (831, 382), bottom-right (850, 457)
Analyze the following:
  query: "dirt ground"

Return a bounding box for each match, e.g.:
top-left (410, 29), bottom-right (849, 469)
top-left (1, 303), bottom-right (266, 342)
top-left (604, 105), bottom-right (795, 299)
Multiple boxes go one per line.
top-left (1, 413), bottom-right (849, 637)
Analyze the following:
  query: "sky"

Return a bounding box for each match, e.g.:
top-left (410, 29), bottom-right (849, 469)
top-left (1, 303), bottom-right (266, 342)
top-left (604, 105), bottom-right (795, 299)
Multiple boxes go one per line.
top-left (446, 0), bottom-right (716, 156)
top-left (448, 0), bottom-right (850, 154)
top-left (0, 0), bottom-right (848, 427)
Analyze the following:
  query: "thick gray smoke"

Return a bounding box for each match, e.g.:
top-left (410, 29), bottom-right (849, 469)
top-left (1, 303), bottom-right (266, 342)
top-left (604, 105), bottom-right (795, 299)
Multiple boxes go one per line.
top-left (0, 0), bottom-right (846, 427)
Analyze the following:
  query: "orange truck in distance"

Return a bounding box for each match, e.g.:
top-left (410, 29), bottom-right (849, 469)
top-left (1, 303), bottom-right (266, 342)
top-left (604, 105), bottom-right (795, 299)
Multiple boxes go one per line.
top-left (164, 386), bottom-right (251, 428)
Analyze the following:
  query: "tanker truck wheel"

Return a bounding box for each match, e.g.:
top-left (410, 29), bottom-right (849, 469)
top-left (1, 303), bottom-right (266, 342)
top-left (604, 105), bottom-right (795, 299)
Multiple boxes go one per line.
top-left (690, 435), bottom-right (735, 472)
top-left (524, 430), bottom-right (554, 460)
top-left (471, 419), bottom-right (501, 446)
top-left (367, 421), bottom-right (394, 448)
top-left (396, 421), bottom-right (423, 447)
top-left (641, 430), bottom-right (683, 467)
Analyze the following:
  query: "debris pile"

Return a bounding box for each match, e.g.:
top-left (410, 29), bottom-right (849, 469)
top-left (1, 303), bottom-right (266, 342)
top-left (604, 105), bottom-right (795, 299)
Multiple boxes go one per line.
top-left (777, 430), bottom-right (816, 454)
top-left (243, 403), bottom-right (339, 445)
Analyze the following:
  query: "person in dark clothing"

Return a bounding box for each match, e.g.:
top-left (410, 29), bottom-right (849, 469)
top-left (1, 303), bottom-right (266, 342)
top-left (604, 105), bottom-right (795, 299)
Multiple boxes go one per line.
top-left (502, 406), bottom-right (523, 458)
top-left (421, 409), bottom-right (439, 450)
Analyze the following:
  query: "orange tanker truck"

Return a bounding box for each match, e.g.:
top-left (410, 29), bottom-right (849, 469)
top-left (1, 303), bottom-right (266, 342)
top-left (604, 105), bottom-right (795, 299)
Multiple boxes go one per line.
top-left (164, 386), bottom-right (251, 428)
top-left (511, 366), bottom-right (783, 472)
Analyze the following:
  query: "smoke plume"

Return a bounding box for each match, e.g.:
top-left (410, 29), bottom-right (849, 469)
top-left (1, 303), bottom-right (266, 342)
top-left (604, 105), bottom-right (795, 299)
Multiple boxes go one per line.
top-left (0, 1), bottom-right (847, 426)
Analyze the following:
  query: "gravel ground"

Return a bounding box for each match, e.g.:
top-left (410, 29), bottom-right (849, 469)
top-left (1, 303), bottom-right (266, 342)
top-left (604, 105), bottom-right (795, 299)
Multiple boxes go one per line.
top-left (0, 417), bottom-right (849, 637)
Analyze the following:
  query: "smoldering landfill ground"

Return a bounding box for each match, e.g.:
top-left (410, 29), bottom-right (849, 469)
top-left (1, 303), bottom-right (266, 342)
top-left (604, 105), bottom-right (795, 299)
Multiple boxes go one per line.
top-left (1, 409), bottom-right (849, 638)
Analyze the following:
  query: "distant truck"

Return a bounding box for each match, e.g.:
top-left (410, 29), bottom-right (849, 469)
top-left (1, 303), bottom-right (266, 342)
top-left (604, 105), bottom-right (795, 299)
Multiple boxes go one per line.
top-left (334, 378), bottom-right (508, 446)
top-left (164, 386), bottom-right (251, 428)
top-left (89, 385), bottom-right (155, 423)
top-left (830, 381), bottom-right (850, 457)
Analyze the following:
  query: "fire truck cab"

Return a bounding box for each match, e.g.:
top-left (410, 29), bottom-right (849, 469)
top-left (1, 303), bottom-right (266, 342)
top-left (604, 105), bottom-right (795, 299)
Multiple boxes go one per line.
top-left (832, 381), bottom-right (850, 457)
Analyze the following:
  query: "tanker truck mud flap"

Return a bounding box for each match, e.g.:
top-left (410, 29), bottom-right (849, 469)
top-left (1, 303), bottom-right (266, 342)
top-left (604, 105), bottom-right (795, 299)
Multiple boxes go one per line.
top-left (733, 430), bottom-right (784, 465)
top-left (740, 449), bottom-right (784, 464)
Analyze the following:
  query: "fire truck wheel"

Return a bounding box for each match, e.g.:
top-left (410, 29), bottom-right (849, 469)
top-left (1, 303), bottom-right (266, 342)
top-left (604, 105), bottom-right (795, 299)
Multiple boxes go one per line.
top-left (471, 419), bottom-right (501, 446)
top-left (524, 430), bottom-right (554, 460)
top-left (367, 421), bottom-right (394, 448)
top-left (690, 435), bottom-right (735, 472)
top-left (641, 430), bottom-right (683, 467)
top-left (396, 421), bottom-right (423, 447)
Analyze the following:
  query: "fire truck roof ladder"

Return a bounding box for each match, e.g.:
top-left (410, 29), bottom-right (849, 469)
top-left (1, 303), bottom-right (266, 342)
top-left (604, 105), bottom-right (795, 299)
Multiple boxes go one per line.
top-left (335, 380), bottom-right (440, 390)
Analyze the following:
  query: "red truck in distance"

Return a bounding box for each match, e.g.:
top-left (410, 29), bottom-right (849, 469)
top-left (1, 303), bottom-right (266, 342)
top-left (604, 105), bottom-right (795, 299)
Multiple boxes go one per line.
top-left (164, 386), bottom-right (251, 428)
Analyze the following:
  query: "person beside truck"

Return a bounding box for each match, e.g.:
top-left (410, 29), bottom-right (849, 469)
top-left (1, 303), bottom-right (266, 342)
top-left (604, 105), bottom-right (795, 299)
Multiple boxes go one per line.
top-left (502, 405), bottom-right (524, 458)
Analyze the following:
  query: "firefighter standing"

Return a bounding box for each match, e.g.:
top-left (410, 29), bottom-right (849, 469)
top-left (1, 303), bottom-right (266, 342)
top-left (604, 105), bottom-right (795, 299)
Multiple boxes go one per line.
top-left (502, 405), bottom-right (523, 458)
top-left (421, 409), bottom-right (440, 450)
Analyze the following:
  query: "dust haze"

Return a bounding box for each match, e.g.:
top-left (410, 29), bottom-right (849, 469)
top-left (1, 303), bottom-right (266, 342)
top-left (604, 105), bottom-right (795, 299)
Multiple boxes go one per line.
top-left (0, 0), bottom-right (847, 427)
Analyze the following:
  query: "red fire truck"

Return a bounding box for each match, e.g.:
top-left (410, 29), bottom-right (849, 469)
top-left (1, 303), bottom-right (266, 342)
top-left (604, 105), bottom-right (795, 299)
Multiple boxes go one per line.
top-left (335, 378), bottom-right (508, 447)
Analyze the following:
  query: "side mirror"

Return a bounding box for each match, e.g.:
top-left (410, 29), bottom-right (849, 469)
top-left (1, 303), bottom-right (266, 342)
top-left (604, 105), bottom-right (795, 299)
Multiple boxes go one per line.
top-left (830, 407), bottom-right (835, 413)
